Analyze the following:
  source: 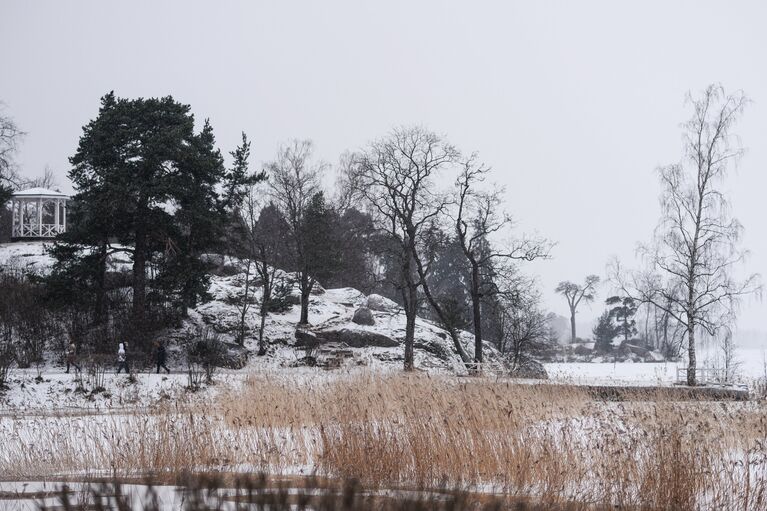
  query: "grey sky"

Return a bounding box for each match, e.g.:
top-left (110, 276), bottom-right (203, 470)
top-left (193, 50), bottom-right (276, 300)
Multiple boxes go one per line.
top-left (1, 0), bottom-right (765, 333)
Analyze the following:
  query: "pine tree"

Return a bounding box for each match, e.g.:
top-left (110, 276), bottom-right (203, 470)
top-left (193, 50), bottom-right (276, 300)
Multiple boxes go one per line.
top-left (54, 92), bottom-right (261, 348)
top-left (593, 311), bottom-right (617, 353)
top-left (303, 191), bottom-right (342, 291)
top-left (606, 296), bottom-right (638, 343)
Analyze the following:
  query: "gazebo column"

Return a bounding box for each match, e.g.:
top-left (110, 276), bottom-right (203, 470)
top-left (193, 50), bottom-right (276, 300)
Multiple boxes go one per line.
top-left (19, 199), bottom-right (24, 237)
top-left (62, 202), bottom-right (67, 233)
top-left (38, 197), bottom-right (42, 237)
top-left (10, 199), bottom-right (15, 237)
top-left (54, 198), bottom-right (60, 232)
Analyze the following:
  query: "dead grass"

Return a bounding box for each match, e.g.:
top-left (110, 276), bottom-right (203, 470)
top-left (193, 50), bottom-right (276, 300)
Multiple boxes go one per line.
top-left (2, 370), bottom-right (766, 510)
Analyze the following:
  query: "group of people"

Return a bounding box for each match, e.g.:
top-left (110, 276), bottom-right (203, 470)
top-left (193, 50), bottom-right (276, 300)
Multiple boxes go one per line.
top-left (64, 339), bottom-right (171, 375)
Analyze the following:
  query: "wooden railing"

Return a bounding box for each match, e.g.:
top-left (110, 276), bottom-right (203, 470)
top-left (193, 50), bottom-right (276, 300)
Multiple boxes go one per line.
top-left (12, 223), bottom-right (65, 237)
top-left (676, 367), bottom-right (722, 385)
top-left (464, 361), bottom-right (508, 376)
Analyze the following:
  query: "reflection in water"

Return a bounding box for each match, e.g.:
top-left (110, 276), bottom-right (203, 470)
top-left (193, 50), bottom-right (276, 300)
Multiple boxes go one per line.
top-left (2, 473), bottom-right (560, 510)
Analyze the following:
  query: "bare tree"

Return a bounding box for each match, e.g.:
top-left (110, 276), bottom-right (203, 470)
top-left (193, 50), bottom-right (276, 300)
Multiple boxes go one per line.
top-left (718, 328), bottom-right (740, 384)
top-left (266, 140), bottom-right (325, 325)
top-left (350, 126), bottom-right (466, 370)
top-left (454, 155), bottom-right (551, 365)
top-left (613, 85), bottom-right (761, 386)
top-left (21, 165), bottom-right (59, 190)
top-left (238, 187), bottom-right (290, 355)
top-left (493, 278), bottom-right (552, 370)
top-left (0, 105), bottom-right (25, 201)
top-left (555, 275), bottom-right (600, 342)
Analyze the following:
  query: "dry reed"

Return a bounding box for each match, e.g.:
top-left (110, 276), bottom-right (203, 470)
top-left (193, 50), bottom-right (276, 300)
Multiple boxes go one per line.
top-left (2, 369), bottom-right (766, 510)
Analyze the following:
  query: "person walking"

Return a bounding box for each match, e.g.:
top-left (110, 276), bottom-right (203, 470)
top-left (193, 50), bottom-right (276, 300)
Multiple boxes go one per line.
top-left (65, 340), bottom-right (81, 374)
top-left (155, 340), bottom-right (170, 374)
top-left (116, 341), bottom-right (129, 374)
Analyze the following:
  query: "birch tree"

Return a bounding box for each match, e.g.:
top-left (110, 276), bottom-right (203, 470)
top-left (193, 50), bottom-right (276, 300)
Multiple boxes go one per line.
top-left (614, 85), bottom-right (760, 385)
top-left (0, 105), bottom-right (25, 204)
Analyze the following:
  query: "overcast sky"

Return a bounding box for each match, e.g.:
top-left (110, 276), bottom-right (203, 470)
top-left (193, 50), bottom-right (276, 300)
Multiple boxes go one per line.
top-left (1, 1), bottom-right (765, 334)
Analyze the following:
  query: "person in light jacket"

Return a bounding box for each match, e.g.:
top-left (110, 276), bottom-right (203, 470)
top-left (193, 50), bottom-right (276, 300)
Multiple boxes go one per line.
top-left (116, 341), bottom-right (129, 374)
top-left (65, 340), bottom-right (81, 374)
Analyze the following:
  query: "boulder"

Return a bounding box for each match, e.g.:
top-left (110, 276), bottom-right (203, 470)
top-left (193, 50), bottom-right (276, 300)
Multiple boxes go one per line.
top-left (295, 327), bottom-right (399, 349)
top-left (352, 307), bottom-right (375, 326)
top-left (622, 343), bottom-right (650, 358)
top-left (413, 338), bottom-right (451, 361)
top-left (366, 294), bottom-right (398, 312)
top-left (295, 328), bottom-right (319, 346)
top-left (644, 350), bottom-right (665, 362)
top-left (509, 358), bottom-right (548, 379)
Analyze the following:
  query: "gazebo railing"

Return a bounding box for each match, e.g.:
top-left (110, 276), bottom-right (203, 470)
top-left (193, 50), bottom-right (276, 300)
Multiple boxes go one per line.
top-left (12, 223), bottom-right (65, 238)
top-left (675, 367), bottom-right (722, 386)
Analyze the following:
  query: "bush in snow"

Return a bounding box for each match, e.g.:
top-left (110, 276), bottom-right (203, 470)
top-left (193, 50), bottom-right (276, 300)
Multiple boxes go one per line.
top-left (187, 328), bottom-right (226, 387)
top-left (266, 278), bottom-right (295, 314)
top-left (0, 341), bottom-right (14, 390)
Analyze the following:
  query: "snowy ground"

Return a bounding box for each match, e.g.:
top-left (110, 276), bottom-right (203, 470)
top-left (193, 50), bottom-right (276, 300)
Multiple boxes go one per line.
top-left (1, 241), bottom-right (765, 414)
top-left (0, 368), bottom-right (243, 414)
top-left (545, 346), bottom-right (767, 386)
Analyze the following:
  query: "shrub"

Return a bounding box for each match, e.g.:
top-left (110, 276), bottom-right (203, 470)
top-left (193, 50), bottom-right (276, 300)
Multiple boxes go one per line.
top-left (267, 278), bottom-right (295, 313)
top-left (0, 341), bottom-right (14, 390)
top-left (186, 328), bottom-right (226, 387)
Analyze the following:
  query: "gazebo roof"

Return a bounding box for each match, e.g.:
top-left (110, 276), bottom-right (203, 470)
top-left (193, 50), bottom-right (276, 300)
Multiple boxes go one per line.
top-left (11, 187), bottom-right (69, 199)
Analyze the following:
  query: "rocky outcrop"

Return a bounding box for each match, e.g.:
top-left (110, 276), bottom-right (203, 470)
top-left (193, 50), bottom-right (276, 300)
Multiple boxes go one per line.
top-left (366, 294), bottom-right (398, 312)
top-left (509, 358), bottom-right (548, 379)
top-left (295, 327), bottom-right (399, 349)
top-left (352, 307), bottom-right (375, 326)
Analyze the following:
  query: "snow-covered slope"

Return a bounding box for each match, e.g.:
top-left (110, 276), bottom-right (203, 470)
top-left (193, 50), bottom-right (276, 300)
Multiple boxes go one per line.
top-left (194, 260), bottom-right (496, 373)
top-left (0, 242), bottom-right (498, 374)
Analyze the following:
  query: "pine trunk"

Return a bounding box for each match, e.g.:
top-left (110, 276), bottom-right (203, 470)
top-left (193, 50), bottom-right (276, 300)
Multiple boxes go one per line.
top-left (132, 221), bottom-right (147, 326)
top-left (94, 238), bottom-right (108, 324)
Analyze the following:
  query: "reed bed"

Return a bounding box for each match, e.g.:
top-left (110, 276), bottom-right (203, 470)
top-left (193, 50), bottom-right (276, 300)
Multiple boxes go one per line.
top-left (2, 369), bottom-right (766, 510)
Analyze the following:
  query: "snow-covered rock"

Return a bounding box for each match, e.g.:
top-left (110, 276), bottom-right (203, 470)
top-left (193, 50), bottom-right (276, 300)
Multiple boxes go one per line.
top-left (509, 358), bottom-right (548, 379)
top-left (352, 307), bottom-right (375, 325)
top-left (366, 294), bottom-right (398, 312)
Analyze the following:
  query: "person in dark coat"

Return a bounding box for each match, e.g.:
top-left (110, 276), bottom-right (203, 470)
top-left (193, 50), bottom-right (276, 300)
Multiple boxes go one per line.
top-left (155, 340), bottom-right (170, 374)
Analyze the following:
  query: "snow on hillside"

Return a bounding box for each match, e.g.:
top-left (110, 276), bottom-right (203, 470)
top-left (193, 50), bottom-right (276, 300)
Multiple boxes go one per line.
top-left (0, 241), bottom-right (56, 273)
top-left (0, 242), bottom-right (494, 377)
top-left (193, 259), bottom-right (493, 373)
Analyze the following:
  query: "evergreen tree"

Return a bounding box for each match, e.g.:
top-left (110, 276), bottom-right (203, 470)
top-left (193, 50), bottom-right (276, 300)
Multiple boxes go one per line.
top-left (606, 295), bottom-right (638, 343)
top-left (303, 191), bottom-right (342, 289)
top-left (593, 310), bottom-right (617, 352)
top-left (68, 93), bottom-right (195, 330)
top-left (53, 92), bottom-right (260, 348)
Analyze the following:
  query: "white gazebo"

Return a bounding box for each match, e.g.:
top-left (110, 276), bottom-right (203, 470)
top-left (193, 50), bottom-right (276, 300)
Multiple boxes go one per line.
top-left (10, 188), bottom-right (69, 239)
